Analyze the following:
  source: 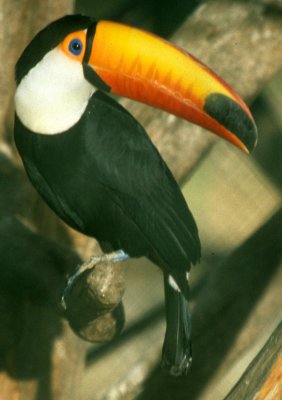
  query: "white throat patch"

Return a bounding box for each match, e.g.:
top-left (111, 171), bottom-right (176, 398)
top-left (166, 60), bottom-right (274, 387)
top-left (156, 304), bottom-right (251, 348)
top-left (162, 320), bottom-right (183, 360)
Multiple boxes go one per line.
top-left (15, 48), bottom-right (94, 135)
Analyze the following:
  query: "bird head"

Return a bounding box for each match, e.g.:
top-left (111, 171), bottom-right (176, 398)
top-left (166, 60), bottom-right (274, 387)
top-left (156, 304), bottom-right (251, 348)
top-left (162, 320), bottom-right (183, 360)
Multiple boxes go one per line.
top-left (15, 14), bottom-right (257, 151)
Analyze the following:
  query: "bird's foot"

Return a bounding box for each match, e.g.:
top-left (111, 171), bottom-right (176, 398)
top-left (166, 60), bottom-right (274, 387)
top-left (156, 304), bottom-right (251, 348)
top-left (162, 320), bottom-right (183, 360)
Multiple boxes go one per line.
top-left (61, 250), bottom-right (129, 310)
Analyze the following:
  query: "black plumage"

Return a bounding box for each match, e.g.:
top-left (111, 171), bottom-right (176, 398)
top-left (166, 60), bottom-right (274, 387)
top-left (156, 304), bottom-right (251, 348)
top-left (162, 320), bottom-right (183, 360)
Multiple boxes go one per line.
top-left (15, 91), bottom-right (200, 295)
top-left (15, 90), bottom-right (200, 375)
top-left (14, 15), bottom-right (205, 375)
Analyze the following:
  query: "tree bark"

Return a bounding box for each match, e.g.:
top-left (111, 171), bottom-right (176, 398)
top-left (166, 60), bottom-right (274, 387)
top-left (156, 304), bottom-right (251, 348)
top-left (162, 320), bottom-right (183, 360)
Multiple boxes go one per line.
top-left (225, 321), bottom-right (282, 400)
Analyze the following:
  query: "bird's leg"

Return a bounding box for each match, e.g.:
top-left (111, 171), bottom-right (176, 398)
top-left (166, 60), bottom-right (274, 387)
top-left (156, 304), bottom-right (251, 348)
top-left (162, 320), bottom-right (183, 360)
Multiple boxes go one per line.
top-left (61, 250), bottom-right (129, 309)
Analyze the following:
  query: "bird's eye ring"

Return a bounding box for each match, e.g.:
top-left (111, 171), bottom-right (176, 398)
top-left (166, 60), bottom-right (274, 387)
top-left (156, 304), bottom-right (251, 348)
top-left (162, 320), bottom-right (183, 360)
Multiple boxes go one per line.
top-left (69, 39), bottom-right (83, 56)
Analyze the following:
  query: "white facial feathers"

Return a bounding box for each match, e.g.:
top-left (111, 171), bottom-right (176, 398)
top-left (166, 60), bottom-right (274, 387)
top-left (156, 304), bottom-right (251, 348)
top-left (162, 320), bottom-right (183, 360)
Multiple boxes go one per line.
top-left (15, 48), bottom-right (94, 135)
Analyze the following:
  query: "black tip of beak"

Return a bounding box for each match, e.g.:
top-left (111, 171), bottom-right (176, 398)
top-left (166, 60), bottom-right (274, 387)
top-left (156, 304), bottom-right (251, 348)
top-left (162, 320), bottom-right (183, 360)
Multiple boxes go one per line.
top-left (204, 93), bottom-right (258, 153)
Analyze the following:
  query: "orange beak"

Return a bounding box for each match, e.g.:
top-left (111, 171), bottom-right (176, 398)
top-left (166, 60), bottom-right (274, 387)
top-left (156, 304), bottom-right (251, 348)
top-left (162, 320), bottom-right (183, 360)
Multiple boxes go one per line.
top-left (84, 20), bottom-right (257, 153)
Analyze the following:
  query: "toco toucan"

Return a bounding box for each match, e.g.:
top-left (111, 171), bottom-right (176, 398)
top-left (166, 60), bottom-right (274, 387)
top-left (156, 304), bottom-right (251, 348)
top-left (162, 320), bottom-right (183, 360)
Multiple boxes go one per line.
top-left (14, 15), bottom-right (257, 376)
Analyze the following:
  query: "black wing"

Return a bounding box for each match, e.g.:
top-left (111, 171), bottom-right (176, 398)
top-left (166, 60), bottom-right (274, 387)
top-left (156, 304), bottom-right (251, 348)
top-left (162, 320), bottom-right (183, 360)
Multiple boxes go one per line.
top-left (88, 92), bottom-right (201, 287)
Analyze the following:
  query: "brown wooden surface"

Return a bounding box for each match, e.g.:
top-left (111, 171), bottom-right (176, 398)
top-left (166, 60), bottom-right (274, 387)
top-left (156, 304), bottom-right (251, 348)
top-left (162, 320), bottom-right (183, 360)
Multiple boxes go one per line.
top-left (225, 321), bottom-right (282, 400)
top-left (64, 263), bottom-right (126, 342)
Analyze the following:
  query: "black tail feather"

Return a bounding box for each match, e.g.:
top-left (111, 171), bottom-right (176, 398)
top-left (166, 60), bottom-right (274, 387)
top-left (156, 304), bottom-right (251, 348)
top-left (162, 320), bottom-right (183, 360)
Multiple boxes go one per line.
top-left (161, 275), bottom-right (192, 376)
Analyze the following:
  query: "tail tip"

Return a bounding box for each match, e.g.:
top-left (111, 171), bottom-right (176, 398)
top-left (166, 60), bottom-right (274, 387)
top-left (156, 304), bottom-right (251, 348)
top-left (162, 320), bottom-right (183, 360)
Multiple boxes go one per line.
top-left (161, 352), bottom-right (192, 377)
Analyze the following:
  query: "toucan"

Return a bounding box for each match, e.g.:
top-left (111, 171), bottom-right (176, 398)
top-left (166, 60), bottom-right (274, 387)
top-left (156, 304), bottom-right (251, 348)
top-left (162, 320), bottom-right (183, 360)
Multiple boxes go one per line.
top-left (14, 15), bottom-right (257, 376)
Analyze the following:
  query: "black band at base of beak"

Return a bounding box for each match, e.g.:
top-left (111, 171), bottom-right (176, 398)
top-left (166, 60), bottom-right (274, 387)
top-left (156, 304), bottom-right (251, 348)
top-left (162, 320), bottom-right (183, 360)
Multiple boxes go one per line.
top-left (83, 20), bottom-right (98, 64)
top-left (82, 20), bottom-right (111, 92)
top-left (83, 64), bottom-right (111, 92)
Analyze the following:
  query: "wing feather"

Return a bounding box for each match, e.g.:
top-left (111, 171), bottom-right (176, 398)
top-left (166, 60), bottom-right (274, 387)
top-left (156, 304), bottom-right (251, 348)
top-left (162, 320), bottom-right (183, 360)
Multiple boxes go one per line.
top-left (91, 92), bottom-right (201, 280)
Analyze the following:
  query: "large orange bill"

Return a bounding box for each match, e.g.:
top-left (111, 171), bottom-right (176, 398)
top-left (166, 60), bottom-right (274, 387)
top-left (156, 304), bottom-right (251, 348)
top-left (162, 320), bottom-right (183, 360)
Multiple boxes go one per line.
top-left (85, 20), bottom-right (257, 153)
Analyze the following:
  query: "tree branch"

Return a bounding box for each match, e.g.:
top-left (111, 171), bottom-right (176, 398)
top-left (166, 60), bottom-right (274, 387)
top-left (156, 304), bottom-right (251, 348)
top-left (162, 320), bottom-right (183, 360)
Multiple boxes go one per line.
top-left (225, 321), bottom-right (282, 400)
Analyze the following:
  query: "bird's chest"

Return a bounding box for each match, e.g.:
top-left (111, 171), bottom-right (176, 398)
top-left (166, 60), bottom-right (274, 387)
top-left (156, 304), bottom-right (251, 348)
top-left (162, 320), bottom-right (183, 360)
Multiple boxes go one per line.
top-left (14, 115), bottom-right (105, 232)
top-left (16, 111), bottom-right (92, 177)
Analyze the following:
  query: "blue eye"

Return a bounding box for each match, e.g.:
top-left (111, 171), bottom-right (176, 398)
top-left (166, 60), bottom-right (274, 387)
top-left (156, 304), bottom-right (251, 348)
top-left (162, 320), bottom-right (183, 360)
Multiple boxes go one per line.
top-left (68, 39), bottom-right (83, 56)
